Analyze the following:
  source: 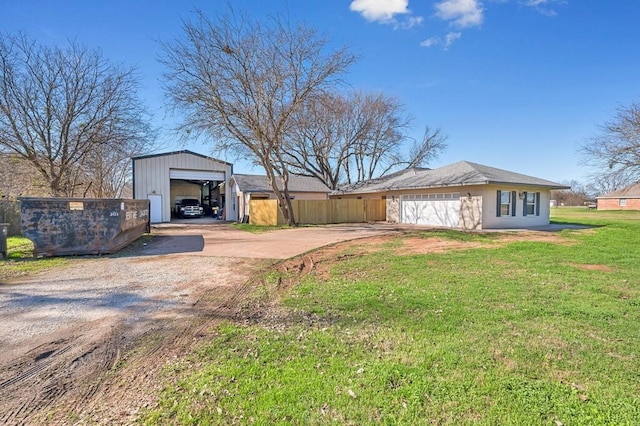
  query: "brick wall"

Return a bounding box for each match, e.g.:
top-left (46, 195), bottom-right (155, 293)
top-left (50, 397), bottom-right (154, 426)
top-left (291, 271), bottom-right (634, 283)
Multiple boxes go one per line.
top-left (597, 198), bottom-right (640, 210)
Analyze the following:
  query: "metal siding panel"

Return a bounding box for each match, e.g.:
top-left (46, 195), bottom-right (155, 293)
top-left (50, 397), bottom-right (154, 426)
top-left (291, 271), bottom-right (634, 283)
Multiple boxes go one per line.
top-left (169, 169), bottom-right (225, 180)
top-left (133, 152), bottom-right (233, 222)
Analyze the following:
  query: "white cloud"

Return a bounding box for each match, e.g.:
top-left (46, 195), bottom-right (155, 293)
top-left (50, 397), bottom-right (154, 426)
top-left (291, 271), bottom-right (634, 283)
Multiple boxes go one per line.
top-left (444, 31), bottom-right (462, 47)
top-left (420, 32), bottom-right (462, 49)
top-left (395, 15), bottom-right (424, 29)
top-left (350, 0), bottom-right (411, 22)
top-left (521, 0), bottom-right (565, 16)
top-left (420, 36), bottom-right (441, 48)
top-left (350, 0), bottom-right (423, 29)
top-left (434, 0), bottom-right (484, 28)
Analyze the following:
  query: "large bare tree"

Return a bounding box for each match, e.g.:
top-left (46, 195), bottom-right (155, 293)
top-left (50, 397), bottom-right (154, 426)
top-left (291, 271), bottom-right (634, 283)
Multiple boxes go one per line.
top-left (0, 33), bottom-right (154, 197)
top-left (581, 102), bottom-right (640, 189)
top-left (285, 91), bottom-right (447, 189)
top-left (160, 8), bottom-right (355, 225)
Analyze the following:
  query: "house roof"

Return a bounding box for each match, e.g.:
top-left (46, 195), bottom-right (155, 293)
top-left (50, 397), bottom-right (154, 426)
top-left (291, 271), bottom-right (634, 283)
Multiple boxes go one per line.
top-left (597, 182), bottom-right (640, 198)
top-left (232, 174), bottom-right (331, 193)
top-left (336, 161), bottom-right (570, 194)
top-left (131, 150), bottom-right (232, 166)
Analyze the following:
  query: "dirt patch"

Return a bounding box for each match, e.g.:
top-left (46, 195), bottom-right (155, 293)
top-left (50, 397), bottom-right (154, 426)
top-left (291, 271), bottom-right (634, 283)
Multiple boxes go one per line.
top-left (497, 231), bottom-right (571, 245)
top-left (570, 264), bottom-right (615, 272)
top-left (388, 231), bottom-right (569, 256)
top-left (397, 237), bottom-right (486, 254)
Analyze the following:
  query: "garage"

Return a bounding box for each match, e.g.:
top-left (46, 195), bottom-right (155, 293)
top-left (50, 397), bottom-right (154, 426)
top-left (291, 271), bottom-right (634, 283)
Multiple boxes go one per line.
top-left (400, 193), bottom-right (461, 227)
top-left (133, 150), bottom-right (236, 223)
top-left (170, 169), bottom-right (226, 219)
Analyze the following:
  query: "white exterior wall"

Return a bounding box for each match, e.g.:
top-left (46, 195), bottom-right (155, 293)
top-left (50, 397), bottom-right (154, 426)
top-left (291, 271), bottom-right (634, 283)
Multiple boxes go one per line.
top-left (480, 185), bottom-right (551, 229)
top-left (336, 185), bottom-right (553, 229)
top-left (133, 152), bottom-right (234, 222)
top-left (387, 196), bottom-right (400, 223)
top-left (378, 185), bottom-right (551, 229)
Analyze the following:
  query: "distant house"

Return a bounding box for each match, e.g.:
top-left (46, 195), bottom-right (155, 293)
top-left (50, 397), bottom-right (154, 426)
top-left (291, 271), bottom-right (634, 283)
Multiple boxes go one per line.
top-left (231, 174), bottom-right (331, 222)
top-left (596, 183), bottom-right (640, 210)
top-left (333, 161), bottom-right (569, 229)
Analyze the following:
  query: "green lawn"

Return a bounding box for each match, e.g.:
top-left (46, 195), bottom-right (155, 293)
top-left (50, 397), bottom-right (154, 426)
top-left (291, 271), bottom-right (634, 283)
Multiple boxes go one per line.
top-left (232, 223), bottom-right (293, 233)
top-left (0, 236), bottom-right (67, 281)
top-left (145, 210), bottom-right (640, 424)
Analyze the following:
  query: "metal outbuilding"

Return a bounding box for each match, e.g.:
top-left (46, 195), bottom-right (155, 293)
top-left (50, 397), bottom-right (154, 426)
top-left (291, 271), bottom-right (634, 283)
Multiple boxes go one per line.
top-left (132, 150), bottom-right (236, 223)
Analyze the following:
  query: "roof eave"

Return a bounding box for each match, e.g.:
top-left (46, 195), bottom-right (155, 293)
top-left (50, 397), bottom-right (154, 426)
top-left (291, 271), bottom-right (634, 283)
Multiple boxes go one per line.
top-left (486, 180), bottom-right (571, 190)
top-left (132, 149), bottom-right (233, 166)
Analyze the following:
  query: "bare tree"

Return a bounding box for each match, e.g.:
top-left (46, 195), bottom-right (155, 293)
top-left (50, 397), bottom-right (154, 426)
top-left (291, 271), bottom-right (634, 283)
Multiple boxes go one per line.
top-left (551, 180), bottom-right (590, 206)
top-left (405, 126), bottom-right (448, 169)
top-left (581, 102), bottom-right (640, 187)
top-left (586, 169), bottom-right (635, 197)
top-left (0, 33), bottom-right (154, 197)
top-left (285, 91), bottom-right (447, 189)
top-left (160, 8), bottom-right (355, 225)
top-left (0, 152), bottom-right (48, 199)
top-left (72, 138), bottom-right (149, 198)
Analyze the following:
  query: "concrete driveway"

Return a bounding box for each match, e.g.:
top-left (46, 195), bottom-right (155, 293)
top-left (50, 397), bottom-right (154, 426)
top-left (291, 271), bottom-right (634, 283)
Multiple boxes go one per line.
top-left (142, 222), bottom-right (400, 259)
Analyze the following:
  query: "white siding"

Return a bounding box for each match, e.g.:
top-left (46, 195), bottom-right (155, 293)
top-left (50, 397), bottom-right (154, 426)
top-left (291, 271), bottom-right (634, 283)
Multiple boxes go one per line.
top-left (169, 169), bottom-right (225, 181)
top-left (481, 186), bottom-right (551, 229)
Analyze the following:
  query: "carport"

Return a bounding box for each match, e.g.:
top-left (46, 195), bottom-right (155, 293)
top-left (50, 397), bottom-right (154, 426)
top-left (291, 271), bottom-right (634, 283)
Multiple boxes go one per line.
top-left (132, 150), bottom-right (237, 223)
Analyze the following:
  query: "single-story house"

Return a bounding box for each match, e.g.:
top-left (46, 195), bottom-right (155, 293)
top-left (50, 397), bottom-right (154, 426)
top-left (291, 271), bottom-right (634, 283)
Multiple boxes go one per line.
top-left (333, 161), bottom-right (569, 229)
top-left (596, 183), bottom-right (640, 210)
top-left (231, 174), bottom-right (331, 222)
top-left (132, 150), bottom-right (234, 223)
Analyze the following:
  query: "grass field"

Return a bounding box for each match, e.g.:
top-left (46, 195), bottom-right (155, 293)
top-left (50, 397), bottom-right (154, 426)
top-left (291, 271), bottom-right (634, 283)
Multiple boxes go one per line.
top-left (144, 208), bottom-right (640, 424)
top-left (0, 236), bottom-right (66, 281)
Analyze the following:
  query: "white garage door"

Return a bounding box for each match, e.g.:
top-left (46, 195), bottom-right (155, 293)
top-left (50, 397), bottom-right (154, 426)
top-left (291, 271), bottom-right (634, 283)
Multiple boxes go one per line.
top-left (401, 193), bottom-right (461, 227)
top-left (169, 169), bottom-right (225, 181)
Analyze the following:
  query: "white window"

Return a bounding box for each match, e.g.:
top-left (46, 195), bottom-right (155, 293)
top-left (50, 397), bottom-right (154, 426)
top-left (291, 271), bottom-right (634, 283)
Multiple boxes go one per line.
top-left (497, 190), bottom-right (514, 217)
top-left (525, 192), bottom-right (538, 216)
top-left (620, 198), bottom-right (627, 207)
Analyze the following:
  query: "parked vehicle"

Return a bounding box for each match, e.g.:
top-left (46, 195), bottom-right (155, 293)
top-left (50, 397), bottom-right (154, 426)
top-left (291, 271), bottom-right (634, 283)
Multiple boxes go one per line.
top-left (174, 198), bottom-right (204, 218)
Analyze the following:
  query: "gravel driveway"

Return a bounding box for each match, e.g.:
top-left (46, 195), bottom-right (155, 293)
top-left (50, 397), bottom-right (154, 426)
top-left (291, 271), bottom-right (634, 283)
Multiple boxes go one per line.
top-left (0, 222), bottom-right (396, 424)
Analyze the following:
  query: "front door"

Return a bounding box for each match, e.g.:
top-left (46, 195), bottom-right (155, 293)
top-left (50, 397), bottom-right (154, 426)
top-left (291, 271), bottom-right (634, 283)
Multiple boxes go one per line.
top-left (148, 194), bottom-right (162, 223)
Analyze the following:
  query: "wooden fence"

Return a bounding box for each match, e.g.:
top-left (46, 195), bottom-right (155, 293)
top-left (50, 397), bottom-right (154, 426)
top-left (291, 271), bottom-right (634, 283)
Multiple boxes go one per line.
top-left (249, 199), bottom-right (386, 226)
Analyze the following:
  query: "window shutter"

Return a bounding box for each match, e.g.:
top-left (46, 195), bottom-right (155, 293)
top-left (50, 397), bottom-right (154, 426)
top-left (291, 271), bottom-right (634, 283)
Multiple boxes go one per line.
top-left (536, 192), bottom-right (541, 216)
top-left (511, 191), bottom-right (517, 216)
top-left (522, 191), bottom-right (528, 216)
top-left (496, 190), bottom-right (501, 217)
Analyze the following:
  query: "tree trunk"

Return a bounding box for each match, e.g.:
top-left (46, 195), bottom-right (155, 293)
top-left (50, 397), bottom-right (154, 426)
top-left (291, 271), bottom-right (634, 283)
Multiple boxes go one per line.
top-left (263, 164), bottom-right (297, 226)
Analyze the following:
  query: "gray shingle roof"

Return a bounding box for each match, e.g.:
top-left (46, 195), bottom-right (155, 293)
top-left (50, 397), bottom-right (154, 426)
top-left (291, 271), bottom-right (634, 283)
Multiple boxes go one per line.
top-left (597, 182), bottom-right (640, 198)
top-left (336, 161), bottom-right (569, 194)
top-left (233, 174), bottom-right (331, 193)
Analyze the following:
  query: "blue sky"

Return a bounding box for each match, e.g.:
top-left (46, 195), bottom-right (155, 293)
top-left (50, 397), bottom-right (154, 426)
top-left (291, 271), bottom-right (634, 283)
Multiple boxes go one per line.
top-left (1, 0), bottom-right (639, 184)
